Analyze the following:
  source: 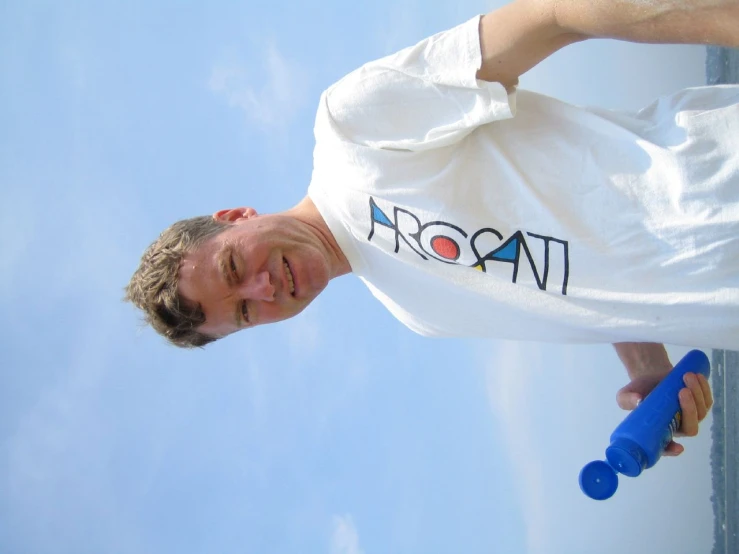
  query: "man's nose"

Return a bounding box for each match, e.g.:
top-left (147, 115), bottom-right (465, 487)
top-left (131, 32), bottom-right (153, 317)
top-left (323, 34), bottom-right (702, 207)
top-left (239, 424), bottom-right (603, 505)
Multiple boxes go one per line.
top-left (237, 270), bottom-right (275, 302)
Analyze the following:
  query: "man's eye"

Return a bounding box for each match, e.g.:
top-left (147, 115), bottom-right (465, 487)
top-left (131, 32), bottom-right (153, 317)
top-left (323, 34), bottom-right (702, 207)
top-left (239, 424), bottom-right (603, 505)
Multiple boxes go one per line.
top-left (241, 300), bottom-right (250, 324)
top-left (230, 254), bottom-right (237, 275)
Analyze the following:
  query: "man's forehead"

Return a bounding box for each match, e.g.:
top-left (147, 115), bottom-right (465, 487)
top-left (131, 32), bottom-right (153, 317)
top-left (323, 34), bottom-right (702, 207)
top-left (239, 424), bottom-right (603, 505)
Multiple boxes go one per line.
top-left (182, 236), bottom-right (222, 273)
top-left (177, 243), bottom-right (242, 337)
top-left (178, 242), bottom-right (217, 296)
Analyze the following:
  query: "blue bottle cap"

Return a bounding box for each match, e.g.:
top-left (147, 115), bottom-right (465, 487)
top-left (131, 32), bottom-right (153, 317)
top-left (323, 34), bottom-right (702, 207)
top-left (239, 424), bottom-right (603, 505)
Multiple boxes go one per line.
top-left (606, 438), bottom-right (647, 477)
top-left (579, 460), bottom-right (618, 500)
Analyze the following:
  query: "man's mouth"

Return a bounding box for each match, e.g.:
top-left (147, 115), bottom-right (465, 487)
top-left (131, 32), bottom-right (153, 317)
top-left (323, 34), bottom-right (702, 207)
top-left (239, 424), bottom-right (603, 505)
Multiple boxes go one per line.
top-left (283, 259), bottom-right (295, 296)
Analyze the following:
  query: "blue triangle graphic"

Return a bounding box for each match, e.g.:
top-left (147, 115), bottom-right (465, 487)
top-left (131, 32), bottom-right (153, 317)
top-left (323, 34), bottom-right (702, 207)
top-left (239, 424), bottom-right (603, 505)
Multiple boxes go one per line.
top-left (372, 204), bottom-right (393, 227)
top-left (491, 238), bottom-right (518, 261)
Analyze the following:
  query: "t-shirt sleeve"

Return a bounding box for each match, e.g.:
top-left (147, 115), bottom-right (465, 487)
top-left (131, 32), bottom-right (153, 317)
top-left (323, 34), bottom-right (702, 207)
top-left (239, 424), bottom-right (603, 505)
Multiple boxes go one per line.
top-left (318, 16), bottom-right (517, 152)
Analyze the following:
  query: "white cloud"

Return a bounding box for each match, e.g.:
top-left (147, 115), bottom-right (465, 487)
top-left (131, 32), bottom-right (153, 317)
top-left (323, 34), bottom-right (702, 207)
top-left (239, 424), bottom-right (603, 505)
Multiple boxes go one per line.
top-left (330, 514), bottom-right (364, 554)
top-left (4, 306), bottom-right (150, 554)
top-left (484, 340), bottom-right (550, 553)
top-left (374, 0), bottom-right (423, 56)
top-left (0, 186), bottom-right (37, 299)
top-left (286, 307), bottom-right (322, 360)
top-left (373, 0), bottom-right (503, 55)
top-left (246, 359), bottom-right (267, 419)
top-left (208, 41), bottom-right (308, 130)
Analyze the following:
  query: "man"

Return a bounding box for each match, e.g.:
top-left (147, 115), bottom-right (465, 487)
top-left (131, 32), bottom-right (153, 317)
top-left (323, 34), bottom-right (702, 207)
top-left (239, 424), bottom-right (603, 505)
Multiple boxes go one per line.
top-left (128, 1), bottom-right (738, 453)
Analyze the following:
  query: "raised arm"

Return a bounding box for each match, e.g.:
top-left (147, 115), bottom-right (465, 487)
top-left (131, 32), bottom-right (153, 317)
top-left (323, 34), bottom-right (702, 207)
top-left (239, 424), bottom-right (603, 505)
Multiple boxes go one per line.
top-left (476, 0), bottom-right (739, 88)
top-left (553, 0), bottom-right (739, 47)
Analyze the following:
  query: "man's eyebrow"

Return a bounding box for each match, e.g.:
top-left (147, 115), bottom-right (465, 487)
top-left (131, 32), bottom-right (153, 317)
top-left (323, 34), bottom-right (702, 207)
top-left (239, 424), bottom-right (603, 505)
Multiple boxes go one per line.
top-left (233, 301), bottom-right (243, 329)
top-left (216, 244), bottom-right (234, 287)
top-left (216, 244), bottom-right (245, 329)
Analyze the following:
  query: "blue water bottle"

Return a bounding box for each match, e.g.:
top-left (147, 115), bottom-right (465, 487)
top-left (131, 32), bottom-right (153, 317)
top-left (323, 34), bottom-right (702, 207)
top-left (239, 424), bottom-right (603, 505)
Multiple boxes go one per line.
top-left (579, 349), bottom-right (710, 500)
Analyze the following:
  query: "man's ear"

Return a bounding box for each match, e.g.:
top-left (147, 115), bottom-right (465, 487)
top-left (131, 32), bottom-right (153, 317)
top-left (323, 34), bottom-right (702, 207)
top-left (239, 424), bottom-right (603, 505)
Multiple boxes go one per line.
top-left (212, 207), bottom-right (258, 223)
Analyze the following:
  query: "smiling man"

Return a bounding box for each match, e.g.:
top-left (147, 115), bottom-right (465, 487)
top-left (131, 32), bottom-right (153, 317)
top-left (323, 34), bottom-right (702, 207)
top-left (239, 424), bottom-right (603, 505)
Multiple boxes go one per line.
top-left (174, 201), bottom-right (351, 338)
top-left (127, 0), bottom-right (738, 453)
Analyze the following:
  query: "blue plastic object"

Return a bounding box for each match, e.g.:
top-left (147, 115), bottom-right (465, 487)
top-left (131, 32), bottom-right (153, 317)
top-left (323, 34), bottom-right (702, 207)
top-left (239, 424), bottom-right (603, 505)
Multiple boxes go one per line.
top-left (579, 349), bottom-right (710, 500)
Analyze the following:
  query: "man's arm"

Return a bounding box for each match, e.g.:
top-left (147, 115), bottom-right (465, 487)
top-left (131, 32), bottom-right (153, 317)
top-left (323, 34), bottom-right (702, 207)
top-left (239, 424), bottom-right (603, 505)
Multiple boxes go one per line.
top-left (613, 341), bottom-right (672, 381)
top-left (553, 0), bottom-right (739, 48)
top-left (476, 0), bottom-right (739, 88)
top-left (475, 0), bottom-right (585, 89)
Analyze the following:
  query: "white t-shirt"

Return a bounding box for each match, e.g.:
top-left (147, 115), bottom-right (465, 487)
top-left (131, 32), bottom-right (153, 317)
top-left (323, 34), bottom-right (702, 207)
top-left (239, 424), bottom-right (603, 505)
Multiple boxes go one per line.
top-left (308, 16), bottom-right (739, 349)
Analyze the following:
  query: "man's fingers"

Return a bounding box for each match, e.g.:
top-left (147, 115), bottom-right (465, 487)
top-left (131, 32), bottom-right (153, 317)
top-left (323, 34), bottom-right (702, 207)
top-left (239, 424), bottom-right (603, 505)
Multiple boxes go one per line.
top-left (663, 441), bottom-right (684, 457)
top-left (698, 374), bottom-right (714, 411)
top-left (684, 373), bottom-right (709, 421)
top-left (678, 387), bottom-right (699, 437)
top-left (616, 390), bottom-right (642, 411)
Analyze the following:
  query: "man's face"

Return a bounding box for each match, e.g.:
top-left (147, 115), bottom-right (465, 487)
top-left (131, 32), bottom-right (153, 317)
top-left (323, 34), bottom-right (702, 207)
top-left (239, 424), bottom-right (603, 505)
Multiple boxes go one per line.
top-left (178, 208), bottom-right (332, 338)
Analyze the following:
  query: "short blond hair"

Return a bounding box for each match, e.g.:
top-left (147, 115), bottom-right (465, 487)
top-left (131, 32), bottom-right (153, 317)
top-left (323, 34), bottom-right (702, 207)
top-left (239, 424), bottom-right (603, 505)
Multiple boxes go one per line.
top-left (125, 216), bottom-right (228, 348)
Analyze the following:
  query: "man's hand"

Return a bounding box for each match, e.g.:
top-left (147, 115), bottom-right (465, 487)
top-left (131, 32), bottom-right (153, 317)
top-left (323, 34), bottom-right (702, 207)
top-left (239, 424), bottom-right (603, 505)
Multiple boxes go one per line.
top-left (613, 342), bottom-right (714, 456)
top-left (616, 367), bottom-right (714, 457)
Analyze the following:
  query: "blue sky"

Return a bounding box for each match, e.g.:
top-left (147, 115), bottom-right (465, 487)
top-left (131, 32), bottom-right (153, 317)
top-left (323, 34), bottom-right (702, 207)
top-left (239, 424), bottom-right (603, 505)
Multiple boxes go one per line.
top-left (0, 1), bottom-right (716, 553)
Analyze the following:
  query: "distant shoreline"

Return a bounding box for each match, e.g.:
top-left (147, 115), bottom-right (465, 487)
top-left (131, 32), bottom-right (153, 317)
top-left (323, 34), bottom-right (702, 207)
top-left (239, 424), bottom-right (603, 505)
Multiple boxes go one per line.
top-left (706, 46), bottom-right (739, 85)
top-left (710, 350), bottom-right (739, 554)
top-left (705, 46), bottom-right (738, 554)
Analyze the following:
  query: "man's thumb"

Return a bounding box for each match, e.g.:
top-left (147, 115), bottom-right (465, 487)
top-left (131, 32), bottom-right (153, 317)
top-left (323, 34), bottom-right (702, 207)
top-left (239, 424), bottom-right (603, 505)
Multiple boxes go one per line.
top-left (617, 388), bottom-right (642, 411)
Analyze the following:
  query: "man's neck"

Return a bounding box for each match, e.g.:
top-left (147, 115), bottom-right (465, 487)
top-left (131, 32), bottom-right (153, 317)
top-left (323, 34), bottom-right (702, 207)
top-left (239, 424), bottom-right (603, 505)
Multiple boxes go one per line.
top-left (287, 196), bottom-right (353, 278)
